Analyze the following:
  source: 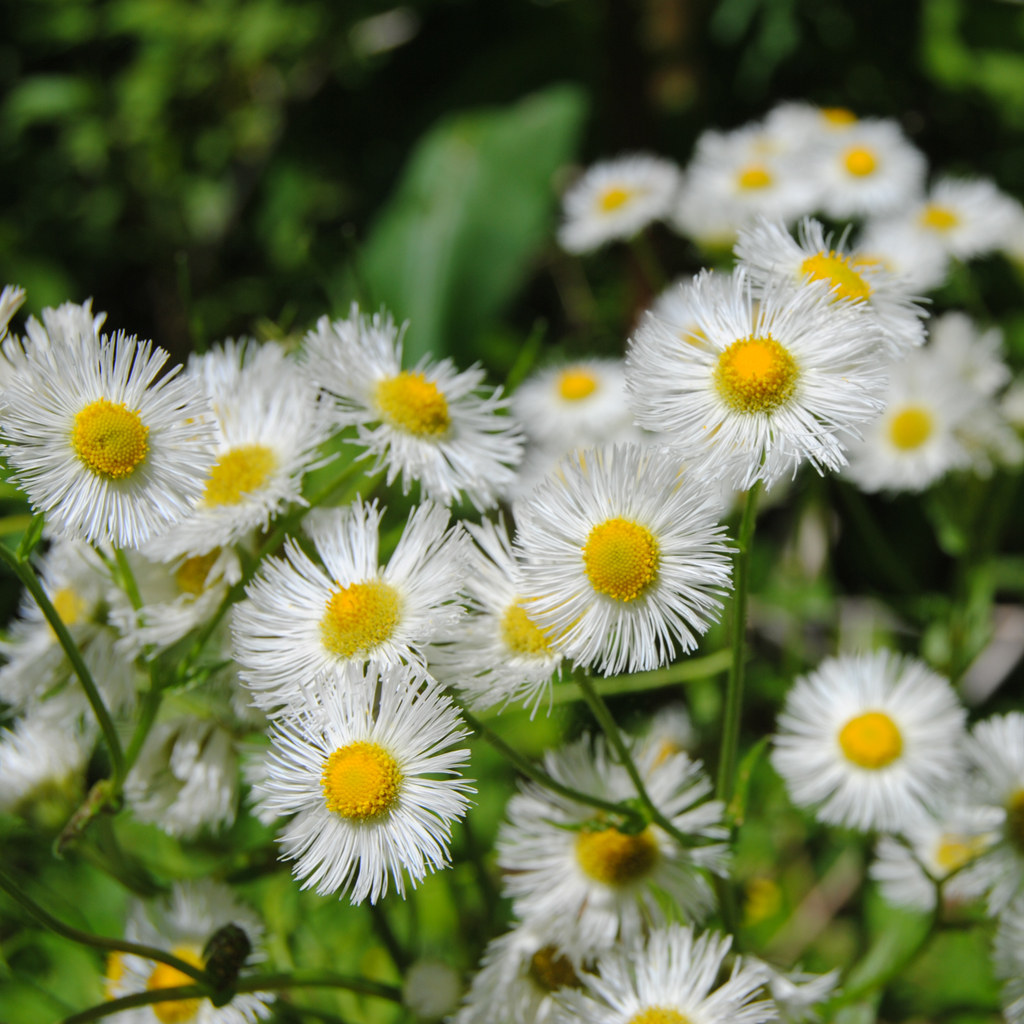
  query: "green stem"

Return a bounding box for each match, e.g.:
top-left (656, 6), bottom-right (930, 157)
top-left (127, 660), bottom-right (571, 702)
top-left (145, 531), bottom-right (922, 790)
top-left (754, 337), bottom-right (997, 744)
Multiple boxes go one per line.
top-left (123, 682), bottom-right (164, 772)
top-left (630, 231), bottom-right (668, 293)
top-left (113, 548), bottom-right (143, 611)
top-left (367, 901), bottom-right (411, 972)
top-left (716, 480), bottom-right (761, 806)
top-left (0, 544), bottom-right (125, 784)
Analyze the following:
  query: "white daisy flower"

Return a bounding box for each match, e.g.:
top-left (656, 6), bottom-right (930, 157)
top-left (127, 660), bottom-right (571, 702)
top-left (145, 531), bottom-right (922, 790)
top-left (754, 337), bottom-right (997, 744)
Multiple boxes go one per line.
top-left (640, 702), bottom-right (697, 762)
top-left (994, 894), bottom-right (1024, 1024)
top-left (427, 516), bottom-right (566, 717)
top-left (302, 306), bottom-right (523, 511)
top-left (0, 283), bottom-right (26, 341)
top-left (811, 118), bottom-right (926, 221)
top-left (854, 217), bottom-right (951, 293)
top-left (771, 650), bottom-right (967, 832)
top-left (497, 733), bottom-right (727, 953)
top-left (0, 329), bottom-right (216, 548)
top-left (763, 102), bottom-right (861, 150)
top-left (557, 154), bottom-right (682, 254)
top-left (108, 879), bottom-right (273, 1024)
top-left (746, 958), bottom-right (839, 1024)
top-left (513, 443), bottom-right (732, 677)
top-left (551, 924), bottom-right (775, 1024)
top-left (256, 664), bottom-right (473, 903)
top-left (157, 338), bottom-right (337, 558)
top-left (626, 268), bottom-right (886, 490)
top-left (734, 217), bottom-right (928, 357)
top-left (231, 498), bottom-right (467, 715)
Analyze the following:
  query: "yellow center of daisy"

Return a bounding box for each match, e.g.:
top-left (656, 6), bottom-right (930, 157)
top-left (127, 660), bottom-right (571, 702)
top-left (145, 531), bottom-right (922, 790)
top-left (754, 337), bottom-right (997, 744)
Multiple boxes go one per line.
top-left (105, 951), bottom-right (125, 998)
top-left (576, 825), bottom-right (659, 885)
top-left (629, 1008), bottom-right (690, 1024)
top-left (174, 549), bottom-right (221, 596)
top-left (843, 146), bottom-right (877, 177)
top-left (374, 371), bottom-right (451, 437)
top-left (801, 251), bottom-right (872, 303)
top-left (1006, 789), bottom-right (1024, 853)
top-left (737, 164), bottom-right (773, 190)
top-left (934, 833), bottom-right (986, 873)
top-left (146, 947), bottom-right (204, 1024)
top-left (501, 601), bottom-right (554, 656)
top-left (598, 186), bottom-right (633, 212)
top-left (822, 106), bottom-right (857, 126)
top-left (320, 580), bottom-right (400, 659)
top-left (838, 710), bottom-right (903, 769)
top-left (52, 587), bottom-right (88, 627)
top-left (71, 398), bottom-right (149, 479)
top-left (582, 517), bottom-right (659, 602)
top-left (714, 335), bottom-right (799, 414)
top-left (202, 444), bottom-right (277, 506)
top-left (888, 406), bottom-right (933, 450)
top-left (321, 740), bottom-right (402, 820)
top-left (558, 367), bottom-right (599, 401)
top-left (920, 204), bottom-right (959, 232)
top-left (528, 945), bottom-right (580, 992)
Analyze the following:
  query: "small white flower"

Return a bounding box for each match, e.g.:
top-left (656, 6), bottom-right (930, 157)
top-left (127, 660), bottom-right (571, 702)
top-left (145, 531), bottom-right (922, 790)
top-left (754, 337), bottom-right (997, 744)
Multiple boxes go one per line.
top-left (746, 958), bottom-right (840, 1024)
top-left (994, 894), bottom-right (1024, 1024)
top-left (854, 218), bottom-right (951, 293)
top-left (0, 283), bottom-right (26, 341)
top-left (771, 650), bottom-right (967, 832)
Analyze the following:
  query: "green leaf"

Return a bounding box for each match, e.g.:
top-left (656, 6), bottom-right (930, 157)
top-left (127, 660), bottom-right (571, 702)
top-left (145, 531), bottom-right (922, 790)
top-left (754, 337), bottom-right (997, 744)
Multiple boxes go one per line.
top-left (353, 85), bottom-right (586, 365)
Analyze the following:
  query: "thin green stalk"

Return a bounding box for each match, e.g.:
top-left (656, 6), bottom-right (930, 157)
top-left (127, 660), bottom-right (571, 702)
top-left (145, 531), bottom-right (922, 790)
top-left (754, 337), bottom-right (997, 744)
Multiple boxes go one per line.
top-left (716, 480), bottom-right (761, 806)
top-left (630, 231), bottom-right (667, 293)
top-left (113, 548), bottom-right (144, 611)
top-left (0, 544), bottom-right (125, 784)
top-left (367, 901), bottom-right (411, 972)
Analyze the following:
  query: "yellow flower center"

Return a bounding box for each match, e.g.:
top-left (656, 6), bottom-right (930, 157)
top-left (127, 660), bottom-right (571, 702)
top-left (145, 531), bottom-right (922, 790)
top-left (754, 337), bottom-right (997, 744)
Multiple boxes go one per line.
top-left (1006, 789), bottom-right (1024, 853)
top-left (801, 250), bottom-right (872, 303)
top-left (888, 406), bottom-right (933, 451)
top-left (71, 398), bottom-right (149, 479)
top-left (501, 601), bottom-right (554, 656)
top-left (737, 164), bottom-right (773, 190)
top-left (146, 947), bottom-right (204, 1024)
top-left (582, 517), bottom-right (659, 602)
top-left (843, 146), bottom-right (877, 177)
top-left (598, 186), bottom-right (633, 212)
top-left (202, 444), bottom-right (277, 506)
top-left (528, 945), bottom-right (580, 992)
top-left (174, 549), bottom-right (222, 596)
top-left (575, 825), bottom-right (659, 885)
top-left (320, 580), bottom-right (400, 659)
top-left (629, 1008), bottom-right (690, 1024)
top-left (51, 587), bottom-right (88, 627)
top-left (822, 107), bottom-right (857, 126)
top-left (934, 833), bottom-right (987, 873)
top-left (920, 204), bottom-right (959, 232)
top-left (321, 740), bottom-right (402, 820)
top-left (374, 371), bottom-right (451, 437)
top-left (557, 367), bottom-right (599, 401)
top-left (714, 335), bottom-right (799, 414)
top-left (744, 876), bottom-right (782, 926)
top-left (838, 710), bottom-right (903, 769)
top-left (105, 951), bottom-right (125, 998)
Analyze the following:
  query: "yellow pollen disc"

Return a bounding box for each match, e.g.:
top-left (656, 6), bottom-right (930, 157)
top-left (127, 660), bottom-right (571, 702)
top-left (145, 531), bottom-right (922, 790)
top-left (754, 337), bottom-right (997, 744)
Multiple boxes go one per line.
top-left (653, 739), bottom-right (683, 766)
top-left (934, 833), bottom-right (987, 873)
top-left (888, 406), bottom-right (933, 450)
top-left (1006, 789), bottom-right (1024, 853)
top-left (528, 945), bottom-right (580, 992)
top-left (146, 946), bottom-right (204, 1024)
top-left (838, 710), bottom-right (903, 769)
top-left (575, 825), bottom-right (659, 885)
top-left (105, 951), bottom-right (125, 998)
top-left (174, 549), bottom-right (221, 596)
top-left (321, 740), bottom-right (402, 820)
top-left (843, 146), bottom-right (877, 177)
top-left (71, 398), bottom-right (149, 479)
top-left (52, 587), bottom-right (88, 627)
top-left (558, 367), bottom-right (599, 401)
top-left (374, 371), bottom-right (451, 437)
top-left (202, 444), bottom-right (277, 506)
top-left (501, 601), bottom-right (553, 656)
top-left (582, 517), bottom-right (659, 602)
top-left (714, 335), bottom-right (799, 415)
top-left (801, 250), bottom-right (872, 303)
top-left (320, 580), bottom-right (400, 659)
top-left (629, 1008), bottom-right (689, 1024)
top-left (920, 204), bottom-right (959, 231)
top-left (822, 106), bottom-right (857, 126)
top-left (598, 186), bottom-right (633, 212)
top-left (737, 164), bottom-right (773, 190)
top-left (744, 876), bottom-right (782, 926)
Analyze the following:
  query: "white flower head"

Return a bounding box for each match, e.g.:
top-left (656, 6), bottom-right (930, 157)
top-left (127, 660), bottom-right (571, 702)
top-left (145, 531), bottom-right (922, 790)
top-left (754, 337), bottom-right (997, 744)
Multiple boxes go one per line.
top-left (257, 664), bottom-right (473, 903)
top-left (513, 443), bottom-right (732, 677)
top-left (0, 284), bottom-right (26, 341)
top-left (302, 307), bottom-right (523, 511)
top-left (994, 894), bottom-right (1024, 1024)
top-left (854, 217), bottom-right (951, 293)
top-left (771, 650), bottom-right (967, 832)
top-left (557, 154), bottom-right (682, 253)
top-left (0, 329), bottom-right (216, 548)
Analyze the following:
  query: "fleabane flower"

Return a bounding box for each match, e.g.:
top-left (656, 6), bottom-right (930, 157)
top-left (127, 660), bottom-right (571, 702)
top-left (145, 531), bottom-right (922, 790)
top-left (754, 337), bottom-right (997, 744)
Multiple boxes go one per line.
top-left (626, 268), bottom-right (886, 490)
top-left (302, 307), bottom-right (523, 511)
top-left (255, 665), bottom-right (473, 903)
top-left (513, 443), bottom-right (732, 677)
top-left (771, 650), bottom-right (967, 832)
top-left (0, 329), bottom-right (216, 548)
top-left (551, 924), bottom-right (775, 1024)
top-left (232, 498), bottom-right (467, 715)
top-left (557, 154), bottom-right (682, 253)
top-left (994, 894), bottom-right (1024, 1024)
top-left (0, 284), bottom-right (26, 342)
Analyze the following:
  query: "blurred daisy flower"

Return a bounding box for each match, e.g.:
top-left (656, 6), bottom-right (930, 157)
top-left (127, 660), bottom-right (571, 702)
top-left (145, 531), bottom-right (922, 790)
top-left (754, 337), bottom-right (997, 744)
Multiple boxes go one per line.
top-left (771, 650), bottom-right (967, 832)
top-left (994, 894), bottom-right (1024, 1024)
